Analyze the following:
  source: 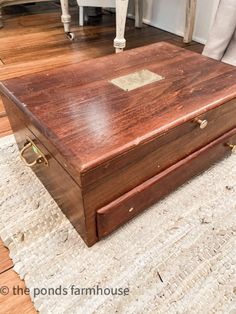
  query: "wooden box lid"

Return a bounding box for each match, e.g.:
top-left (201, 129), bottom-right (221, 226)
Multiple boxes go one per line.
top-left (1, 42), bottom-right (236, 180)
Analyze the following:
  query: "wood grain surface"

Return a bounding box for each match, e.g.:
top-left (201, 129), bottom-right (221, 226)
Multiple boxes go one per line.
top-left (82, 98), bottom-right (236, 209)
top-left (0, 5), bottom-right (203, 139)
top-left (97, 128), bottom-right (236, 237)
top-left (3, 95), bottom-right (90, 244)
top-left (1, 43), bottom-right (235, 176)
top-left (0, 3), bottom-right (203, 313)
top-left (2, 41), bottom-right (236, 247)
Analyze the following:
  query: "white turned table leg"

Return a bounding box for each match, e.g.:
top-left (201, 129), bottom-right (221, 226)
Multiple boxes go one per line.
top-left (79, 6), bottom-right (84, 26)
top-left (0, 7), bottom-right (3, 28)
top-left (135, 0), bottom-right (143, 28)
top-left (184, 0), bottom-right (197, 43)
top-left (60, 0), bottom-right (75, 40)
top-left (114, 0), bottom-right (129, 53)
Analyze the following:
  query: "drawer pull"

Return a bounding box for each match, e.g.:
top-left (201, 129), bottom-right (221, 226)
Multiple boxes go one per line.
top-left (195, 118), bottom-right (208, 129)
top-left (227, 143), bottom-right (236, 153)
top-left (20, 138), bottom-right (48, 167)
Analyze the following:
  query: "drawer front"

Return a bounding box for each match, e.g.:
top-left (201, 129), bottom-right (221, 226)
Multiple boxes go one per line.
top-left (84, 99), bottom-right (236, 213)
top-left (97, 128), bottom-right (236, 238)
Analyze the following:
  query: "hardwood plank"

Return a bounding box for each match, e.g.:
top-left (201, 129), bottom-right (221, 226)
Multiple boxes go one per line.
top-left (0, 115), bottom-right (12, 138)
top-left (0, 97), bottom-right (5, 115)
top-left (0, 50), bottom-right (103, 81)
top-left (0, 8), bottom-right (202, 66)
top-left (0, 269), bottom-right (37, 314)
top-left (0, 240), bottom-right (13, 274)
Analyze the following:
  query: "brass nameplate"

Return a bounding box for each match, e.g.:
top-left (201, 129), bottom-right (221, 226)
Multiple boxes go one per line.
top-left (110, 69), bottom-right (164, 92)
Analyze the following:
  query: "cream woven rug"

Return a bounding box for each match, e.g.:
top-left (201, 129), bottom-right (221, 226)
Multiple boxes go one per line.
top-left (0, 134), bottom-right (236, 314)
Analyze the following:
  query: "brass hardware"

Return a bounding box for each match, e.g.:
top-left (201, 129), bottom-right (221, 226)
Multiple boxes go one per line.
top-left (227, 143), bottom-right (236, 153)
top-left (110, 69), bottom-right (164, 92)
top-left (195, 118), bottom-right (208, 129)
top-left (20, 137), bottom-right (48, 167)
top-left (129, 207), bottom-right (134, 213)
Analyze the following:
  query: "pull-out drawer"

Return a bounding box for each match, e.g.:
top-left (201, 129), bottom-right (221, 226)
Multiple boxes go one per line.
top-left (97, 128), bottom-right (236, 238)
top-left (85, 99), bottom-right (236, 213)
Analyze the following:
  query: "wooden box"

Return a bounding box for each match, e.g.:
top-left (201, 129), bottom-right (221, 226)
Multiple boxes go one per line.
top-left (1, 42), bottom-right (236, 247)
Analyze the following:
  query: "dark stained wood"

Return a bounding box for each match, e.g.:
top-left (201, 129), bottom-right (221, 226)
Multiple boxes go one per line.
top-left (0, 4), bottom-right (203, 139)
top-left (0, 15), bottom-right (203, 82)
top-left (1, 42), bottom-right (236, 246)
top-left (83, 98), bottom-right (236, 205)
top-left (0, 4), bottom-right (205, 313)
top-left (1, 43), bottom-right (236, 175)
top-left (82, 97), bottom-right (236, 242)
top-left (97, 128), bottom-right (236, 238)
top-left (2, 95), bottom-right (91, 246)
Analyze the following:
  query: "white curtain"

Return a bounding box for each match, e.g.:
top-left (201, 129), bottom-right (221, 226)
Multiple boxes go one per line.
top-left (202, 0), bottom-right (236, 66)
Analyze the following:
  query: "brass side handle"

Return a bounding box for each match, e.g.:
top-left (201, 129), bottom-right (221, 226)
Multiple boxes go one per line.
top-left (194, 118), bottom-right (208, 129)
top-left (227, 143), bottom-right (236, 153)
top-left (20, 138), bottom-right (48, 167)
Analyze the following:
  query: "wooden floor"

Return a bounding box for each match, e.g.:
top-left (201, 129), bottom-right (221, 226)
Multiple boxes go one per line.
top-left (0, 3), bottom-right (203, 313)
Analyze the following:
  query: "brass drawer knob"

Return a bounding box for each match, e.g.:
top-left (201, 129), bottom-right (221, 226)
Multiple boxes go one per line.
top-left (128, 207), bottom-right (134, 213)
top-left (227, 143), bottom-right (236, 153)
top-left (195, 118), bottom-right (208, 129)
top-left (20, 137), bottom-right (48, 167)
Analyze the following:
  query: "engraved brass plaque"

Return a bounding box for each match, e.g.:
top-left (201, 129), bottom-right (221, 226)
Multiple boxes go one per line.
top-left (110, 69), bottom-right (164, 92)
